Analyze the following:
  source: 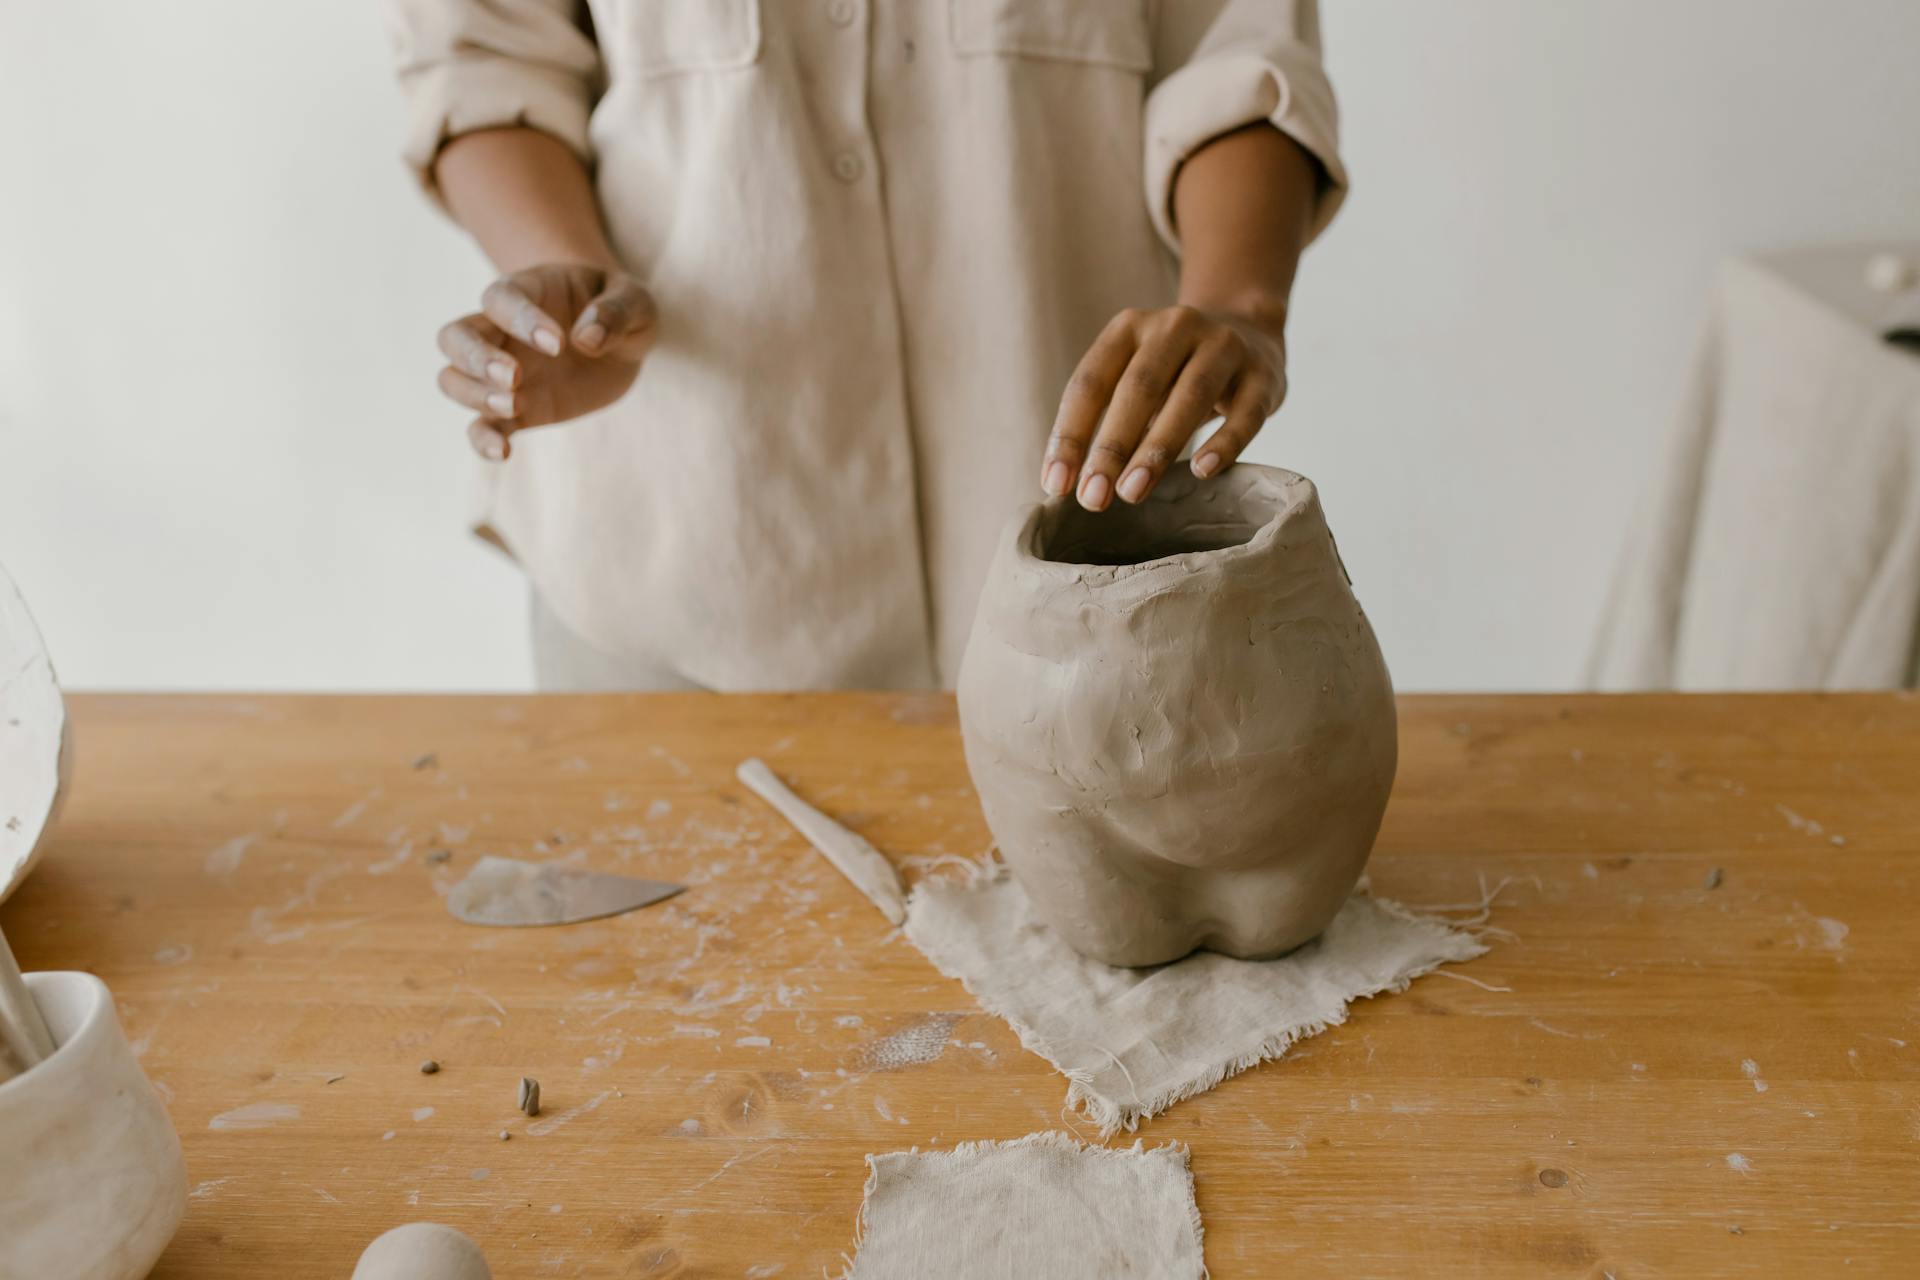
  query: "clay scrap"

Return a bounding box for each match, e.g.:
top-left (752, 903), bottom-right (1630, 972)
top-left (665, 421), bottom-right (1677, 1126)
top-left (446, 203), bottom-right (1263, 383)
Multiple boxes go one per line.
top-left (445, 856), bottom-right (684, 927)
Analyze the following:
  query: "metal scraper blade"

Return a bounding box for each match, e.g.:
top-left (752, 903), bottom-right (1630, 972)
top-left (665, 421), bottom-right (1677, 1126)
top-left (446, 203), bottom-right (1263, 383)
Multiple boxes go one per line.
top-left (446, 855), bottom-right (686, 927)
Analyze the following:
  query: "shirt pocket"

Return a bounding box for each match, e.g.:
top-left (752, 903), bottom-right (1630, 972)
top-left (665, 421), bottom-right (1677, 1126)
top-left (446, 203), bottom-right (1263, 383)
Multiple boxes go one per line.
top-left (947, 0), bottom-right (1152, 73)
top-left (609, 0), bottom-right (762, 78)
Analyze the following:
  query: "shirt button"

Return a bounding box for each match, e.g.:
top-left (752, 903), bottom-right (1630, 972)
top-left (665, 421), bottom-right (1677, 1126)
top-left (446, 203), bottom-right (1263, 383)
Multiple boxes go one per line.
top-left (832, 151), bottom-right (864, 183)
top-left (828, 0), bottom-right (857, 26)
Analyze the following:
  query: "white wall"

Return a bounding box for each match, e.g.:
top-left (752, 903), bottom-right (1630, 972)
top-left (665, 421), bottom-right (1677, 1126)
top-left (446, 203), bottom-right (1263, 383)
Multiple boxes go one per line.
top-left (0, 3), bottom-right (525, 690)
top-left (1288, 0), bottom-right (1920, 689)
top-left (3, 1), bottom-right (1918, 691)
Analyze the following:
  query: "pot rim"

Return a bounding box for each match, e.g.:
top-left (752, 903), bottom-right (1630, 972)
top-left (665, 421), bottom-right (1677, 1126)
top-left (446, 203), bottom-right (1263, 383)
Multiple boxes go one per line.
top-left (0, 970), bottom-right (109, 1100)
top-left (1008, 463), bottom-right (1315, 584)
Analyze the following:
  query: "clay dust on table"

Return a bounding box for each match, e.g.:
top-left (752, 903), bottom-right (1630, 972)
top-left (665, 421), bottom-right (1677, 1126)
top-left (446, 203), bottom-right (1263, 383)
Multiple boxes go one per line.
top-left (851, 1013), bottom-right (965, 1072)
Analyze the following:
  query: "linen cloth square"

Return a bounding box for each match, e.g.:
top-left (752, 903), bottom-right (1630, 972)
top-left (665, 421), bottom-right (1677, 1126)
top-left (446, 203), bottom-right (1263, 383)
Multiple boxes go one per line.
top-left (846, 1131), bottom-right (1204, 1280)
top-left (905, 864), bottom-right (1487, 1136)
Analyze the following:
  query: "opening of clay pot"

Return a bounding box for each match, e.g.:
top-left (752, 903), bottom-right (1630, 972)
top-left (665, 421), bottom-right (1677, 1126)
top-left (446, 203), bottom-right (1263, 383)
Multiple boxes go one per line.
top-left (0, 970), bottom-right (102, 1092)
top-left (1033, 474), bottom-right (1283, 568)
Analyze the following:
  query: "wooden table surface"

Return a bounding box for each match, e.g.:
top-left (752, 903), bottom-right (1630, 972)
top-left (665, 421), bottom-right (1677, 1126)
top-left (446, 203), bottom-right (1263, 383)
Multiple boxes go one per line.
top-left (5, 693), bottom-right (1918, 1277)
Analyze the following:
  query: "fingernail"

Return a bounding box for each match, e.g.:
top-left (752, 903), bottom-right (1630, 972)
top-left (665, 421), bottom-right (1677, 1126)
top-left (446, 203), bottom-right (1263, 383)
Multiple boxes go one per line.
top-left (1079, 473), bottom-right (1111, 511)
top-left (1043, 461), bottom-right (1071, 496)
top-left (533, 329), bottom-right (562, 356)
top-left (487, 392), bottom-right (514, 417)
top-left (487, 360), bottom-right (515, 388)
top-left (1118, 468), bottom-right (1151, 504)
top-left (1192, 452), bottom-right (1222, 478)
top-left (479, 435), bottom-right (506, 462)
top-left (576, 323), bottom-right (606, 351)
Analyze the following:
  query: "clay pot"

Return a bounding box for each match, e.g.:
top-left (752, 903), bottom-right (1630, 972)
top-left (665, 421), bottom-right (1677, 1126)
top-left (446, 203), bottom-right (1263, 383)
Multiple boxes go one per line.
top-left (957, 465), bottom-right (1397, 966)
top-left (0, 972), bottom-right (188, 1279)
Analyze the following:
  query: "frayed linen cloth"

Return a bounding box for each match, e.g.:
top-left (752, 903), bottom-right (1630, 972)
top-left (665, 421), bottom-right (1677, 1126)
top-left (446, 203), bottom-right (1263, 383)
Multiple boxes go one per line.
top-left (905, 863), bottom-right (1487, 1136)
top-left (846, 1131), bottom-right (1204, 1279)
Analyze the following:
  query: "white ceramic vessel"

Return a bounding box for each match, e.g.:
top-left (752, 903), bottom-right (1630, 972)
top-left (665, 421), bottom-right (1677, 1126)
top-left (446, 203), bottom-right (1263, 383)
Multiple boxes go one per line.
top-left (0, 972), bottom-right (188, 1280)
top-left (0, 561), bottom-right (70, 904)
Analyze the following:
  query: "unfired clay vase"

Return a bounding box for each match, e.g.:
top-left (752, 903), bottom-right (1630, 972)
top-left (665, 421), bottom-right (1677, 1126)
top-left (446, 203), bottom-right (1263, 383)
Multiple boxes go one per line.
top-left (957, 464), bottom-right (1397, 967)
top-left (0, 972), bottom-right (188, 1279)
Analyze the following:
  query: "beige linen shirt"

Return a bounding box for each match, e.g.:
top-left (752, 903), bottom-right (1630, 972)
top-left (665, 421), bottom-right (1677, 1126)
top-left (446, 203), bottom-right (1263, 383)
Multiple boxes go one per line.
top-left (385, 0), bottom-right (1346, 689)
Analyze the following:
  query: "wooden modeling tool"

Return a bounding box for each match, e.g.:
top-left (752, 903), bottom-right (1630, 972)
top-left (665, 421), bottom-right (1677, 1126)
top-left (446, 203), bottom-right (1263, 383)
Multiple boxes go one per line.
top-left (0, 923), bottom-right (55, 1068)
top-left (736, 758), bottom-right (909, 925)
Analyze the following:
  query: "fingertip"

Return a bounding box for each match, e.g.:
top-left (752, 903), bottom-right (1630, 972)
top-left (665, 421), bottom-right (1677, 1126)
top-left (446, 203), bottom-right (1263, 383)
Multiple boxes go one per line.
top-left (1042, 460), bottom-right (1072, 496)
top-left (533, 329), bottom-right (563, 357)
top-left (486, 359), bottom-right (519, 389)
top-left (468, 422), bottom-right (509, 462)
top-left (1078, 472), bottom-right (1112, 512)
top-left (1191, 451), bottom-right (1222, 479)
top-left (574, 322), bottom-right (607, 354)
top-left (1117, 467), bottom-right (1152, 504)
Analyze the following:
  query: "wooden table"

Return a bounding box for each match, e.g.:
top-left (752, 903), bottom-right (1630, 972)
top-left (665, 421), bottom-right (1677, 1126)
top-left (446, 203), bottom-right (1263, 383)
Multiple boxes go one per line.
top-left (6, 693), bottom-right (1918, 1277)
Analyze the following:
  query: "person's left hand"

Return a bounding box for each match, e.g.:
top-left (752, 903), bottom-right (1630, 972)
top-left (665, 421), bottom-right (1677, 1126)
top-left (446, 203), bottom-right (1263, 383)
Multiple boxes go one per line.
top-left (1042, 304), bottom-right (1288, 510)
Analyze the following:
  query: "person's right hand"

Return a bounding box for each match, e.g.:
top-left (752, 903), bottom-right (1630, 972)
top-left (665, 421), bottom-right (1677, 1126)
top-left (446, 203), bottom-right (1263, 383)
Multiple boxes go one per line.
top-left (435, 262), bottom-right (657, 460)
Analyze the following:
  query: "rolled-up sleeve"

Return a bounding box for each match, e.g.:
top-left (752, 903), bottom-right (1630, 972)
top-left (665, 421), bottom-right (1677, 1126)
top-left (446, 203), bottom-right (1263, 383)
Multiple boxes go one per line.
top-left (1144, 0), bottom-right (1347, 253)
top-left (383, 0), bottom-right (604, 201)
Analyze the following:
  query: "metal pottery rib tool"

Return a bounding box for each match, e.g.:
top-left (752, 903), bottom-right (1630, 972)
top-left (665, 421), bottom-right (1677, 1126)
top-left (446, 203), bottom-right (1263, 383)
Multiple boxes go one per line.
top-left (446, 856), bottom-right (685, 927)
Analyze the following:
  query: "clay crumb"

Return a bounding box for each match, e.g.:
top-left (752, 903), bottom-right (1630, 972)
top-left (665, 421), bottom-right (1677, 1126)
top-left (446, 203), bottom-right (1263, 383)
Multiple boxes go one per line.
top-left (518, 1077), bottom-right (541, 1117)
top-left (426, 849), bottom-right (452, 865)
top-left (1704, 867), bottom-right (1724, 890)
top-left (420, 1060), bottom-right (440, 1075)
top-left (413, 752), bottom-right (439, 770)
top-left (499, 1130), bottom-right (511, 1141)
top-left (1729, 1224), bottom-right (1744, 1235)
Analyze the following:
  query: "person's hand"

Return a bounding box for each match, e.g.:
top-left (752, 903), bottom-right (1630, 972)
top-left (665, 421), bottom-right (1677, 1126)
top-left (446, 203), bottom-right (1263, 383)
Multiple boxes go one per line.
top-left (435, 263), bottom-right (657, 460)
top-left (1042, 305), bottom-right (1287, 510)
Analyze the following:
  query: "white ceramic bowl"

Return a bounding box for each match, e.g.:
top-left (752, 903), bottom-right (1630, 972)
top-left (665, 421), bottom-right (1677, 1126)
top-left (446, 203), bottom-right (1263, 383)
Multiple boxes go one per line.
top-left (0, 972), bottom-right (188, 1280)
top-left (1, 561), bottom-right (70, 903)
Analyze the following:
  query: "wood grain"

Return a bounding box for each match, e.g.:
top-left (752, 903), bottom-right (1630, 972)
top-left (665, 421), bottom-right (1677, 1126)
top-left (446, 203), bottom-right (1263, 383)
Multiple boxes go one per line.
top-left (3, 692), bottom-right (1917, 1277)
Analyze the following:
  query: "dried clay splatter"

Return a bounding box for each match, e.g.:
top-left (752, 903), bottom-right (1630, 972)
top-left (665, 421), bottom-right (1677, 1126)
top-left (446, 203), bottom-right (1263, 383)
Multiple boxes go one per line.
top-left (851, 1013), bottom-right (965, 1072)
top-left (208, 1103), bottom-right (300, 1131)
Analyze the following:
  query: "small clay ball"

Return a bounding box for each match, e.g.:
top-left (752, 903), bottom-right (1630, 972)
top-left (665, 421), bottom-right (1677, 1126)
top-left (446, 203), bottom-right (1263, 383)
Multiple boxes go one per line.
top-left (351, 1222), bottom-right (490, 1280)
